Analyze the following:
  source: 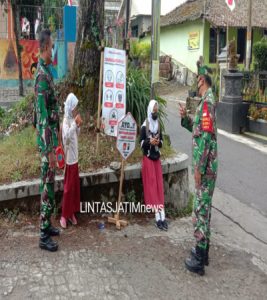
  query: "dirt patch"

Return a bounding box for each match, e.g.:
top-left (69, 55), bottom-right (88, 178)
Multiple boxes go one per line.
top-left (0, 213), bottom-right (267, 299)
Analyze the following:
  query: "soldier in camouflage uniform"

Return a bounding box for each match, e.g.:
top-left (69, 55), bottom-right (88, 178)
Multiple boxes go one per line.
top-left (34, 29), bottom-right (60, 252)
top-left (179, 74), bottom-right (218, 275)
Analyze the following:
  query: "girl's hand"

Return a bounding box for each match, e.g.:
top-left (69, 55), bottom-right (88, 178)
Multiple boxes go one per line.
top-left (75, 114), bottom-right (83, 127)
top-left (150, 138), bottom-right (157, 145)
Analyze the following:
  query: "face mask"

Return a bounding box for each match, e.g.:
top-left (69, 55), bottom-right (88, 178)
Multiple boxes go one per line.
top-left (151, 112), bottom-right (158, 120)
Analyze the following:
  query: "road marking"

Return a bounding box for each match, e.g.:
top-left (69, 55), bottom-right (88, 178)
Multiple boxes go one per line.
top-left (244, 131), bottom-right (267, 142)
top-left (218, 129), bottom-right (267, 155)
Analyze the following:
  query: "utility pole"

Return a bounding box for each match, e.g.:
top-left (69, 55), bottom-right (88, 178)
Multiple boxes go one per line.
top-left (150, 0), bottom-right (161, 99)
top-left (245, 0), bottom-right (252, 71)
top-left (124, 0), bottom-right (130, 46)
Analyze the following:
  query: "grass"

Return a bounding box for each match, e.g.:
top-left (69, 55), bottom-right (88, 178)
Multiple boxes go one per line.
top-left (0, 126), bottom-right (39, 184)
top-left (165, 192), bottom-right (194, 219)
top-left (0, 126), bottom-right (176, 184)
top-left (0, 94), bottom-right (35, 133)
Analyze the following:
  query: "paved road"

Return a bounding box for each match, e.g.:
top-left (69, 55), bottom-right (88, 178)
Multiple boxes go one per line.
top-left (164, 90), bottom-right (267, 217)
top-left (1, 214), bottom-right (267, 299)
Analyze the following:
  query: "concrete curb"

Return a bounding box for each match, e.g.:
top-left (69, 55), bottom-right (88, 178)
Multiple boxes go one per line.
top-left (0, 153), bottom-right (189, 202)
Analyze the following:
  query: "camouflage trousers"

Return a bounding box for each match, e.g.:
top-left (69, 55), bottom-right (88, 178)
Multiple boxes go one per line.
top-left (192, 175), bottom-right (216, 250)
top-left (40, 156), bottom-right (55, 231)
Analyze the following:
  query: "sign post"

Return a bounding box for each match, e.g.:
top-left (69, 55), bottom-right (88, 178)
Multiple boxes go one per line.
top-left (96, 41), bottom-right (105, 155)
top-left (108, 112), bottom-right (137, 230)
top-left (102, 47), bottom-right (126, 137)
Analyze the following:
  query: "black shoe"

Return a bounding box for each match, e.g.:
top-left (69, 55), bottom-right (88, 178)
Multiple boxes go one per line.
top-left (48, 226), bottom-right (60, 236)
top-left (155, 220), bottom-right (164, 230)
top-left (191, 243), bottom-right (209, 266)
top-left (185, 246), bottom-right (205, 276)
top-left (161, 219), bottom-right (168, 231)
top-left (39, 231), bottom-right (58, 252)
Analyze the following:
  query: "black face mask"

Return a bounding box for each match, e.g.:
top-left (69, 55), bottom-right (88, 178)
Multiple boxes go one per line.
top-left (151, 112), bottom-right (158, 120)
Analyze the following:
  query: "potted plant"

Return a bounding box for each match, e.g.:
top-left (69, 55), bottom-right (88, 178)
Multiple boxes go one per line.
top-left (130, 39), bottom-right (141, 68)
top-left (248, 104), bottom-right (267, 136)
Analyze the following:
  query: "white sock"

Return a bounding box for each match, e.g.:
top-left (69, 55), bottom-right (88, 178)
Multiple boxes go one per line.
top-left (155, 212), bottom-right (161, 222)
top-left (160, 208), bottom-right (165, 221)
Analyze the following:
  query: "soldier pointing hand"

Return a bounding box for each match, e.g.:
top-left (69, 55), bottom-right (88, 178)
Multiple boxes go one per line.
top-left (179, 74), bottom-right (218, 275)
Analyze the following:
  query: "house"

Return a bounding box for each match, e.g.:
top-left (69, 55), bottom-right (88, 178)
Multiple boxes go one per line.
top-left (144, 0), bottom-right (267, 75)
top-left (118, 0), bottom-right (186, 38)
top-left (105, 0), bottom-right (122, 46)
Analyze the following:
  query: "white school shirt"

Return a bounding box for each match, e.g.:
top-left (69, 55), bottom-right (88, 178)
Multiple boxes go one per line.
top-left (62, 117), bottom-right (80, 165)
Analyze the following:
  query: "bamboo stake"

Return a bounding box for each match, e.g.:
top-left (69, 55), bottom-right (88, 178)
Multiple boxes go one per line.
top-left (108, 40), bottom-right (129, 230)
top-left (96, 41), bottom-right (105, 156)
top-left (108, 159), bottom-right (128, 229)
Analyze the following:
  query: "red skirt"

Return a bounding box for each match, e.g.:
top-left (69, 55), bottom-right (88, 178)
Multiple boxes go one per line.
top-left (61, 163), bottom-right (80, 219)
top-left (141, 156), bottom-right (164, 209)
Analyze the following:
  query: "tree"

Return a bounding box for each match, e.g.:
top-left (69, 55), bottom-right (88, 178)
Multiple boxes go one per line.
top-left (72, 0), bottom-right (104, 115)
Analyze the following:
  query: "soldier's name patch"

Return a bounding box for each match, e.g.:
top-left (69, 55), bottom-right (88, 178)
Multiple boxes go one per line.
top-left (202, 102), bottom-right (213, 132)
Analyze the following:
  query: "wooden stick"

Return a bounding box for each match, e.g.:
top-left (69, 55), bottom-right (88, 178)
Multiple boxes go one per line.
top-left (115, 158), bottom-right (125, 219)
top-left (108, 44), bottom-right (129, 230)
top-left (108, 159), bottom-right (128, 229)
top-left (96, 41), bottom-right (105, 156)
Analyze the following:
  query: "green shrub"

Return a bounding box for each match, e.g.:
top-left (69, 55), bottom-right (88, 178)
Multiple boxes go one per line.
top-left (126, 67), bottom-right (167, 132)
top-left (0, 93), bottom-right (35, 133)
top-left (211, 70), bottom-right (220, 101)
top-left (248, 104), bottom-right (267, 121)
top-left (248, 104), bottom-right (260, 120)
top-left (253, 38), bottom-right (267, 71)
top-left (129, 40), bottom-right (151, 67)
top-left (139, 42), bottom-right (151, 65)
top-left (130, 39), bottom-right (140, 59)
top-left (0, 106), bottom-right (5, 119)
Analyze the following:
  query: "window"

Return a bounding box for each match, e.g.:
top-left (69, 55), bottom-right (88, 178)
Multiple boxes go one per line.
top-left (237, 28), bottom-right (246, 63)
top-left (209, 28), bottom-right (226, 63)
top-left (131, 25), bottom-right (138, 38)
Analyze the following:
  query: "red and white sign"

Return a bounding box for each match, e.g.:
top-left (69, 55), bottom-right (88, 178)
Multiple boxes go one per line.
top-left (102, 47), bottom-right (126, 136)
top-left (116, 113), bottom-right (137, 160)
top-left (225, 0), bottom-right (236, 11)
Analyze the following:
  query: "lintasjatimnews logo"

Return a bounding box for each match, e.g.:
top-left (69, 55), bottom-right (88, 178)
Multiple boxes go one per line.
top-left (80, 202), bottom-right (163, 214)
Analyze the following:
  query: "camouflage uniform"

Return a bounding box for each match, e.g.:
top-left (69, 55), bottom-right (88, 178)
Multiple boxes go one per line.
top-left (34, 58), bottom-right (59, 231)
top-left (182, 88), bottom-right (218, 250)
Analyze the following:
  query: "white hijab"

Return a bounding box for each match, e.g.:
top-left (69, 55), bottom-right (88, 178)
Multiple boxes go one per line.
top-left (64, 93), bottom-right (78, 119)
top-left (142, 99), bottom-right (159, 134)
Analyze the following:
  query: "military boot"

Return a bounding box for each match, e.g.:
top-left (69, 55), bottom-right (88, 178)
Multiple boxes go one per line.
top-left (185, 246), bottom-right (205, 276)
top-left (39, 230), bottom-right (58, 252)
top-left (47, 225), bottom-right (60, 236)
top-left (191, 241), bottom-right (209, 266)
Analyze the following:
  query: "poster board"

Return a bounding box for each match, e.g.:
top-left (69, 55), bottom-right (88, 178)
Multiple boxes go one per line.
top-left (102, 47), bottom-right (126, 137)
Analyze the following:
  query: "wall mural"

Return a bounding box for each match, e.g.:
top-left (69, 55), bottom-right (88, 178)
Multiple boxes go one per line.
top-left (0, 39), bottom-right (39, 80)
top-left (20, 40), bottom-right (39, 79)
top-left (0, 39), bottom-right (18, 77)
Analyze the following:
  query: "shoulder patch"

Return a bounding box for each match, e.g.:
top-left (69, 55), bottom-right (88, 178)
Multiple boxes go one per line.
top-left (202, 101), bottom-right (213, 133)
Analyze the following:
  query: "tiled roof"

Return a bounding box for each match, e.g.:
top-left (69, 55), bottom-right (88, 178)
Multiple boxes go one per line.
top-left (161, 0), bottom-right (204, 27)
top-left (161, 0), bottom-right (267, 28)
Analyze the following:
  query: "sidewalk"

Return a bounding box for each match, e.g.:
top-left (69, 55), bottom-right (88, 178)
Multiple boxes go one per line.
top-left (0, 189), bottom-right (267, 300)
